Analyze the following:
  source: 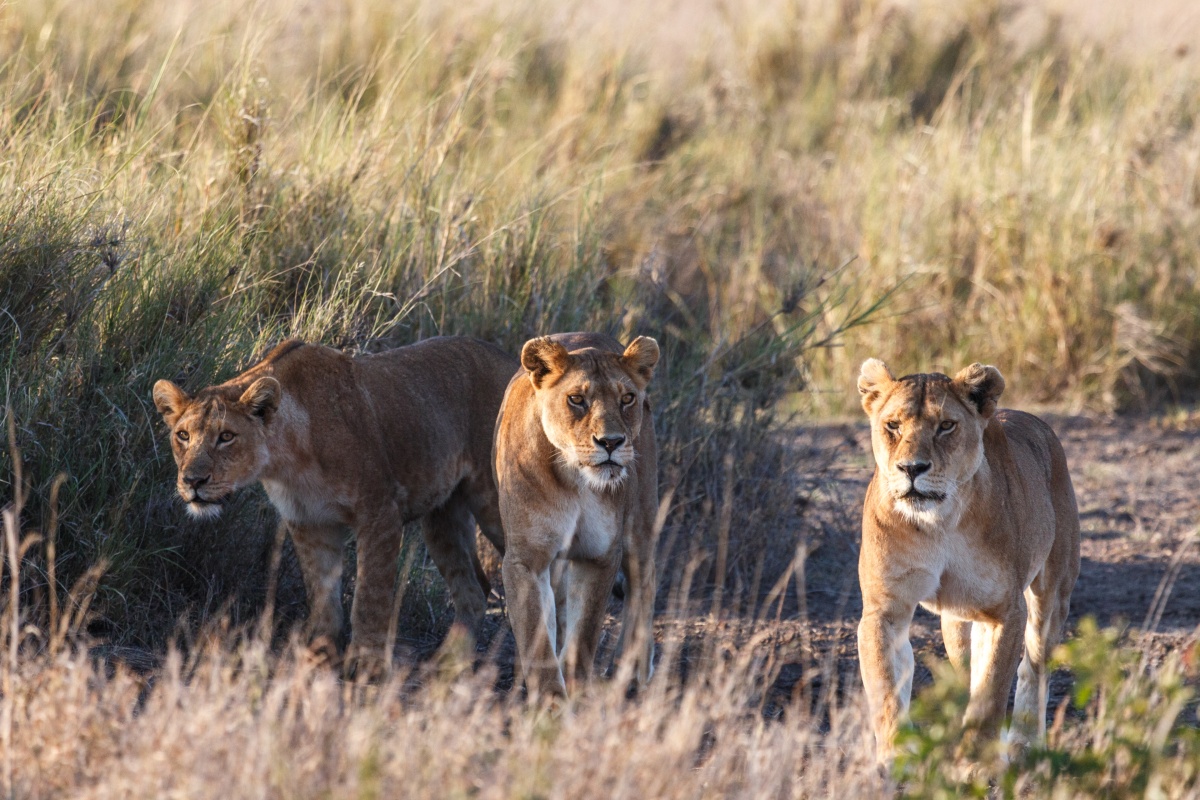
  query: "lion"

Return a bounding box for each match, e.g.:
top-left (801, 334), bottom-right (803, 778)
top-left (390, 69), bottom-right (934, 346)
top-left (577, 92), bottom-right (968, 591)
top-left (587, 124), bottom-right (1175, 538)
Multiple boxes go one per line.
top-left (493, 332), bottom-right (660, 696)
top-left (152, 337), bottom-right (518, 667)
top-left (856, 358), bottom-right (1080, 760)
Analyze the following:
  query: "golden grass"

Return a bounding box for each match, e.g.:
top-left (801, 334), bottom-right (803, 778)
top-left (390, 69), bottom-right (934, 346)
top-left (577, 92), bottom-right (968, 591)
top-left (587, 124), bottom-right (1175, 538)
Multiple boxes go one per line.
top-left (2, 581), bottom-right (1198, 798)
top-left (0, 636), bottom-right (883, 799)
top-left (4, 0), bottom-right (1200, 795)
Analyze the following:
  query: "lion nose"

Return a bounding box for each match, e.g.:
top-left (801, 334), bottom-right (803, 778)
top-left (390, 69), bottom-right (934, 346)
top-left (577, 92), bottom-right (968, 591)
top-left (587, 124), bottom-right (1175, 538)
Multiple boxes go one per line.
top-left (183, 474), bottom-right (210, 490)
top-left (897, 460), bottom-right (931, 479)
top-left (595, 435), bottom-right (626, 454)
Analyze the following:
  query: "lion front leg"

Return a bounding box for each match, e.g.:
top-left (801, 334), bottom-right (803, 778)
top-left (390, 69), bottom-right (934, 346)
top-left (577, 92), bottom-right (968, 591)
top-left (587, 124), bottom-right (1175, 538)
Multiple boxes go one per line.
top-left (289, 521), bottom-right (346, 656)
top-left (503, 546), bottom-right (566, 697)
top-left (858, 601), bottom-right (918, 762)
top-left (346, 516), bottom-right (404, 675)
top-left (964, 597), bottom-right (1027, 740)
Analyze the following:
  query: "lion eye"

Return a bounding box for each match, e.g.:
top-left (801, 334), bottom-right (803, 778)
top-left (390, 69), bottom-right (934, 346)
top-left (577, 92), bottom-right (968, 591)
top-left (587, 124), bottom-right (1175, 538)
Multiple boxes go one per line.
top-left (884, 420), bottom-right (901, 432)
top-left (176, 430), bottom-right (190, 442)
top-left (938, 420), bottom-right (956, 433)
top-left (218, 431), bottom-right (236, 443)
top-left (621, 393), bottom-right (636, 406)
top-left (567, 394), bottom-right (585, 407)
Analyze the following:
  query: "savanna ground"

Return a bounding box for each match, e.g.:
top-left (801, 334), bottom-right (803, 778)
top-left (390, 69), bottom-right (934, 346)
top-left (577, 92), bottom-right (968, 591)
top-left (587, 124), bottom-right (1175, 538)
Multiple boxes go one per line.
top-left (5, 0), bottom-right (1200, 796)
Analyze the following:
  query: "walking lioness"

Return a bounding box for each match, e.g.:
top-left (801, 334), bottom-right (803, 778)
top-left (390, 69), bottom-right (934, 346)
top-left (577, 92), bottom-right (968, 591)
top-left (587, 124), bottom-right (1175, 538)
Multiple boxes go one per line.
top-left (494, 332), bottom-right (660, 696)
top-left (856, 358), bottom-right (1080, 759)
top-left (153, 337), bottom-right (518, 667)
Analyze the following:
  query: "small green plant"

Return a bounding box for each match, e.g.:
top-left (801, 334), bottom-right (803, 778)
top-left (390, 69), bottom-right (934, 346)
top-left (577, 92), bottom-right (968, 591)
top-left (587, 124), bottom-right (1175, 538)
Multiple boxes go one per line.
top-left (1024, 618), bottom-right (1200, 797)
top-left (892, 659), bottom-right (997, 799)
top-left (893, 618), bottom-right (1200, 798)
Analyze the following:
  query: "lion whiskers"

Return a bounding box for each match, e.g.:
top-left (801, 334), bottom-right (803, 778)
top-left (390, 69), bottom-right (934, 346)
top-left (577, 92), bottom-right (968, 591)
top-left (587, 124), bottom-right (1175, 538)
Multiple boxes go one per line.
top-left (552, 443), bottom-right (632, 492)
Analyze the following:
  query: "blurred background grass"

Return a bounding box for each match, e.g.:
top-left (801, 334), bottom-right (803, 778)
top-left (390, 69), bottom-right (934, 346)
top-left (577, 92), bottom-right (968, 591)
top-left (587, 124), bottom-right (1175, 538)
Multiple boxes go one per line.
top-left (2, 0), bottom-right (1199, 648)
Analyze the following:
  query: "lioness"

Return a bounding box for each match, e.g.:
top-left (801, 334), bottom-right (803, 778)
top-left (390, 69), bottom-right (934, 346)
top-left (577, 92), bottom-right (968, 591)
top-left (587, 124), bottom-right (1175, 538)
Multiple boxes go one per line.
top-left (856, 359), bottom-right (1080, 759)
top-left (494, 332), bottom-right (660, 695)
top-left (152, 337), bottom-right (518, 665)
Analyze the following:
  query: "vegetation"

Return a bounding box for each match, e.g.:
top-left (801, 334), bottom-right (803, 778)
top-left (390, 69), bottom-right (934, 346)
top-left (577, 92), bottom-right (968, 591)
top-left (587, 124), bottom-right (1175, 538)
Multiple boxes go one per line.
top-left (1, 0), bottom-right (875, 644)
top-left (2, 0), bottom-right (1200, 795)
top-left (3, 536), bottom-right (1199, 797)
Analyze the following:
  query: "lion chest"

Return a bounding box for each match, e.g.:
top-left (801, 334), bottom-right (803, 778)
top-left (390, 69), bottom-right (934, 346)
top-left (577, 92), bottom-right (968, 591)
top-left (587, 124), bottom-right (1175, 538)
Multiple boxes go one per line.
top-left (916, 530), bottom-right (1014, 622)
top-left (262, 474), bottom-right (345, 526)
top-left (553, 489), bottom-right (622, 561)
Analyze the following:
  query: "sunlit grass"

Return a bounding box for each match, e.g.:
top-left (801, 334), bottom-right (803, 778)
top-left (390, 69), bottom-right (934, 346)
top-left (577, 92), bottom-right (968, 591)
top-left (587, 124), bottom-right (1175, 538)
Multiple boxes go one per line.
top-left (3, 0), bottom-right (1200, 794)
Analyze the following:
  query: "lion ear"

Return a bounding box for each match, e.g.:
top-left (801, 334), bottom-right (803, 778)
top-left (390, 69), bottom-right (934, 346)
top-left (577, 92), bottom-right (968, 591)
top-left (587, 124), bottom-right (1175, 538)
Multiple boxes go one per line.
top-left (152, 380), bottom-right (190, 426)
top-left (239, 377), bottom-right (281, 421)
top-left (952, 363), bottom-right (1005, 419)
top-left (857, 358), bottom-right (894, 416)
top-left (521, 337), bottom-right (572, 389)
top-left (621, 336), bottom-right (659, 386)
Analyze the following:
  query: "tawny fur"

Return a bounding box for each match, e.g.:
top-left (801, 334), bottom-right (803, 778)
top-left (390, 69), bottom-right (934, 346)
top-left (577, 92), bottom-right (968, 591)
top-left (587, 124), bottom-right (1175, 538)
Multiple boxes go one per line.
top-left (856, 358), bottom-right (1080, 760)
top-left (153, 337), bottom-right (518, 667)
top-left (494, 332), bottom-right (660, 696)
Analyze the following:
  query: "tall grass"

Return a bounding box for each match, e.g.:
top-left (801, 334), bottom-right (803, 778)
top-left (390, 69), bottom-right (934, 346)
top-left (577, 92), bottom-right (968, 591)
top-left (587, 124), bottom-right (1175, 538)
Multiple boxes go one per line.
top-left (3, 0), bottom-right (1200, 795)
top-left (0, 0), bottom-right (882, 645)
top-left (2, 0), bottom-right (1200, 687)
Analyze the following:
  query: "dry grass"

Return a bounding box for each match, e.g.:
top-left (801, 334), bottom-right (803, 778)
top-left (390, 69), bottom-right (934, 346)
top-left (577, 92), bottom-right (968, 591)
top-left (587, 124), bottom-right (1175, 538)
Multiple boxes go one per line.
top-left (2, 552), bottom-right (1199, 798)
top-left (4, 0), bottom-right (1200, 795)
top-left (3, 0), bottom-right (1198, 640)
top-left (0, 637), bottom-right (884, 799)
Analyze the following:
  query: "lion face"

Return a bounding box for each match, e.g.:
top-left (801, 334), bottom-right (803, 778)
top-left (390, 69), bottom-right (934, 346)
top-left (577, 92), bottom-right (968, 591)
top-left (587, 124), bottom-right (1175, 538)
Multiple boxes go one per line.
top-left (152, 377), bottom-right (281, 519)
top-left (520, 335), bottom-right (659, 492)
top-left (857, 359), bottom-right (1005, 527)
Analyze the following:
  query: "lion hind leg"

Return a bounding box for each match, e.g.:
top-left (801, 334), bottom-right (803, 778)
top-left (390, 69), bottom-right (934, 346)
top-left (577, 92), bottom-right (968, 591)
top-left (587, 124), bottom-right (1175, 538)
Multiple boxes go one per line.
top-left (613, 544), bottom-right (656, 689)
top-left (422, 496), bottom-right (489, 632)
top-left (463, 474), bottom-right (506, 558)
top-left (561, 555), bottom-right (621, 689)
top-left (1015, 483), bottom-right (1080, 743)
top-left (550, 558), bottom-right (568, 658)
top-left (941, 616), bottom-right (972, 679)
top-left (1014, 570), bottom-right (1071, 743)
